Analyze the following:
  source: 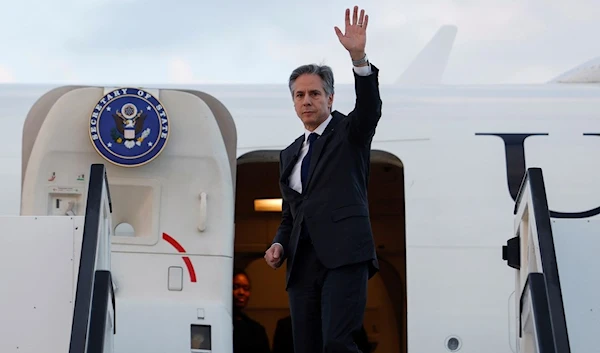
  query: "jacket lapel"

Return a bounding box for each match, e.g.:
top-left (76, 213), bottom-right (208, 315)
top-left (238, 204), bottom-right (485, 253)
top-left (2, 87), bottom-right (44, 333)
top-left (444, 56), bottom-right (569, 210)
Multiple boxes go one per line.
top-left (304, 112), bottom-right (342, 190)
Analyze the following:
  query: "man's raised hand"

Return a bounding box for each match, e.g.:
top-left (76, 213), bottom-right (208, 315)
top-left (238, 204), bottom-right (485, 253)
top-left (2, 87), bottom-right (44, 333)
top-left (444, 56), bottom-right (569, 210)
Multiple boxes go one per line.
top-left (334, 6), bottom-right (369, 61)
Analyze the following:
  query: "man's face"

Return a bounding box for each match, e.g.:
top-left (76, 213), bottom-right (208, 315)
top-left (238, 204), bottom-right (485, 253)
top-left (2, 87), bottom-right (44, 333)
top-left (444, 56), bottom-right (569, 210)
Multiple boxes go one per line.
top-left (292, 74), bottom-right (334, 131)
top-left (232, 273), bottom-right (251, 309)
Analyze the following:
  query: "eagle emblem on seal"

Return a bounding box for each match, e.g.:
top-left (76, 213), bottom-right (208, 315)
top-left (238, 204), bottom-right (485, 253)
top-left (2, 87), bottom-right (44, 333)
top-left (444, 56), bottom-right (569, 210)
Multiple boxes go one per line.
top-left (110, 103), bottom-right (151, 149)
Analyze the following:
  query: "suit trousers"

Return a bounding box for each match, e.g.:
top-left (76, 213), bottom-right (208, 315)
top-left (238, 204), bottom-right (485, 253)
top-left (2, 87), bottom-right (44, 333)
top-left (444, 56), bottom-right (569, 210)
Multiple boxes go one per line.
top-left (288, 228), bottom-right (369, 353)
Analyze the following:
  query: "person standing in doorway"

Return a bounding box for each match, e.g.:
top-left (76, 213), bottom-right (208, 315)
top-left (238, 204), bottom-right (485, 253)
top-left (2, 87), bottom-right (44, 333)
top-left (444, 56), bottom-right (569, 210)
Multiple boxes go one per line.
top-left (264, 6), bottom-right (382, 353)
top-left (232, 268), bottom-right (271, 353)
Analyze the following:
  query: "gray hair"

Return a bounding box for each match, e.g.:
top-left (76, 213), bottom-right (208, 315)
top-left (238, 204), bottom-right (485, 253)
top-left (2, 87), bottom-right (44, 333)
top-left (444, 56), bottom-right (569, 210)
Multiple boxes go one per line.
top-left (288, 64), bottom-right (335, 96)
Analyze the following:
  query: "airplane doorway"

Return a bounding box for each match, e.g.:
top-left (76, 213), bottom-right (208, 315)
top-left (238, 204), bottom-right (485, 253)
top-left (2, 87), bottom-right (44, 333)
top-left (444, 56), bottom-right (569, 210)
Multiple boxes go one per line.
top-left (233, 150), bottom-right (406, 353)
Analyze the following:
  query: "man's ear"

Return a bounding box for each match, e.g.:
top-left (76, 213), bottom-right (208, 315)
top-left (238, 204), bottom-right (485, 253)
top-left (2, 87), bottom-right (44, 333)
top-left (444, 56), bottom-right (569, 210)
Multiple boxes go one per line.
top-left (328, 93), bottom-right (334, 111)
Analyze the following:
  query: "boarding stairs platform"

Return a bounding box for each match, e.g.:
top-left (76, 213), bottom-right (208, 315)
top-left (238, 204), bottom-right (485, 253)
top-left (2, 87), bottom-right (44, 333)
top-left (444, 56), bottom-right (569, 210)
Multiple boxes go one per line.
top-left (0, 164), bottom-right (115, 353)
top-left (503, 167), bottom-right (600, 353)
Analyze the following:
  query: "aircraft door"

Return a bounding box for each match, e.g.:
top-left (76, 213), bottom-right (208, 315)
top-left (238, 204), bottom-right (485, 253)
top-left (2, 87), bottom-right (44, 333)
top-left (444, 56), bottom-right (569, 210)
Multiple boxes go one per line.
top-left (20, 86), bottom-right (237, 259)
top-left (19, 86), bottom-right (238, 353)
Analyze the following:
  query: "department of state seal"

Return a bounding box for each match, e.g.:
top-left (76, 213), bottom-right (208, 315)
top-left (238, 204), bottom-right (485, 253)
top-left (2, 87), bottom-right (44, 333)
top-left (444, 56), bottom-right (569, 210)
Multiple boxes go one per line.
top-left (89, 88), bottom-right (169, 167)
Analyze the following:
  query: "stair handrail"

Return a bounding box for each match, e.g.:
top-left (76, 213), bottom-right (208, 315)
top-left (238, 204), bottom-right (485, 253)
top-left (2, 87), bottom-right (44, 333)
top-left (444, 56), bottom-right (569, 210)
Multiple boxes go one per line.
top-left (86, 270), bottom-right (116, 353)
top-left (68, 164), bottom-right (113, 353)
top-left (505, 167), bottom-right (570, 353)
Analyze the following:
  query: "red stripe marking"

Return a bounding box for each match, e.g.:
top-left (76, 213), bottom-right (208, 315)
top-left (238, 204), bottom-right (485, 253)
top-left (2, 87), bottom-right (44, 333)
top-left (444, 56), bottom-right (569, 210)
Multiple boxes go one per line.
top-left (182, 257), bottom-right (197, 283)
top-left (162, 232), bottom-right (197, 283)
top-left (162, 232), bottom-right (186, 252)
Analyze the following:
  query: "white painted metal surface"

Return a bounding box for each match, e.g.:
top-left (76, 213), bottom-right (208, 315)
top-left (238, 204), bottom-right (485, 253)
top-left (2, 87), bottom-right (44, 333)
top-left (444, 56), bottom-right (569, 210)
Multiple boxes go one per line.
top-left (13, 85), bottom-right (235, 353)
top-left (552, 219), bottom-right (600, 353)
top-left (0, 216), bottom-right (83, 353)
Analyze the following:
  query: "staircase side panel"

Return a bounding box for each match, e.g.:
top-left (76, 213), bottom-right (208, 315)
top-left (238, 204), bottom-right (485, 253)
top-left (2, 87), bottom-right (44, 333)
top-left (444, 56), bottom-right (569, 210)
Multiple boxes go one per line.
top-left (0, 216), bottom-right (81, 353)
top-left (552, 219), bottom-right (600, 353)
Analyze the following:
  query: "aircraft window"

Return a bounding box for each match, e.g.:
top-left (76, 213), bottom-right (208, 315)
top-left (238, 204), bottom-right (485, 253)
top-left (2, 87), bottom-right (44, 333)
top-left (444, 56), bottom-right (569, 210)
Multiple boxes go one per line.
top-left (445, 336), bottom-right (461, 351)
top-left (114, 222), bottom-right (135, 237)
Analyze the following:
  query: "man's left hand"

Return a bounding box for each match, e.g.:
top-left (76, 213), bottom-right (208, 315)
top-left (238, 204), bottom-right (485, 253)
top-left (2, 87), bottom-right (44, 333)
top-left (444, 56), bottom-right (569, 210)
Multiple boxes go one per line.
top-left (334, 6), bottom-right (369, 61)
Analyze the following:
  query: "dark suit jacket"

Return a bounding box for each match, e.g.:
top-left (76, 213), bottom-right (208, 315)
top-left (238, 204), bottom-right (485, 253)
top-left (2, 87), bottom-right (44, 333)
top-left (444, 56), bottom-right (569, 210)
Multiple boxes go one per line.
top-left (233, 312), bottom-right (271, 353)
top-left (273, 64), bottom-right (382, 287)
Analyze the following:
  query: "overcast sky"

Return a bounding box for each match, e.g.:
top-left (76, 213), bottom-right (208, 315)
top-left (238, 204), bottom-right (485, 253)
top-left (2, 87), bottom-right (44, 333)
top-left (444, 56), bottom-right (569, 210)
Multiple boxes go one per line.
top-left (1, 0), bottom-right (599, 85)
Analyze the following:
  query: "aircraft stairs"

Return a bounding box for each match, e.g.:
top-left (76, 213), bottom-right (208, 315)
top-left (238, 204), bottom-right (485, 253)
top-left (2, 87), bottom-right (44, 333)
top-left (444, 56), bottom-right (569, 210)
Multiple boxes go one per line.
top-left (0, 164), bottom-right (115, 353)
top-left (503, 167), bottom-right (600, 353)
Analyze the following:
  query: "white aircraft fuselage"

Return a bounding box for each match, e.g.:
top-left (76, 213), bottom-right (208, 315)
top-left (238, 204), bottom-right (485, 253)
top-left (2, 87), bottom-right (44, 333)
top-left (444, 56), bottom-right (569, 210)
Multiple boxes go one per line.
top-left (0, 79), bottom-right (598, 353)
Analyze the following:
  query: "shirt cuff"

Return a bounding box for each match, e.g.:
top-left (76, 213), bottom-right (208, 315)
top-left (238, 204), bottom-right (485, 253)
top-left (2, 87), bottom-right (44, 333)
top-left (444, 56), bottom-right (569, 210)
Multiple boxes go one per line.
top-left (353, 64), bottom-right (372, 76)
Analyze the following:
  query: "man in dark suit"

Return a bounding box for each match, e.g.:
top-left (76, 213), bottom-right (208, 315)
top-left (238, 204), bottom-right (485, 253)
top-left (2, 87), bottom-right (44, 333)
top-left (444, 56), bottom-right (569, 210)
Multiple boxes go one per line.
top-left (263, 6), bottom-right (381, 353)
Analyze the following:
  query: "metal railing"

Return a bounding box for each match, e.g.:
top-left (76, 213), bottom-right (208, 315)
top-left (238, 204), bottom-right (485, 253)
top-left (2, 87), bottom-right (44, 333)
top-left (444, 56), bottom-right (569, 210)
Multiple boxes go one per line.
top-left (504, 167), bottom-right (570, 353)
top-left (68, 164), bottom-right (115, 353)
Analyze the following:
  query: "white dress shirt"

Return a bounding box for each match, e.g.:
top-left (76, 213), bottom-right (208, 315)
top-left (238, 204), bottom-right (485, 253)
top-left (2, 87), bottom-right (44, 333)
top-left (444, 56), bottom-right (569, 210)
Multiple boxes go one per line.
top-left (287, 64), bottom-right (373, 194)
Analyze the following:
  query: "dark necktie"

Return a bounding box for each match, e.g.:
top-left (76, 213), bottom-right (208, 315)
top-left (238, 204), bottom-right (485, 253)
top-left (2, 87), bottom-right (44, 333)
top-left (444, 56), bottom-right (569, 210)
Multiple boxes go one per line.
top-left (300, 132), bottom-right (318, 191)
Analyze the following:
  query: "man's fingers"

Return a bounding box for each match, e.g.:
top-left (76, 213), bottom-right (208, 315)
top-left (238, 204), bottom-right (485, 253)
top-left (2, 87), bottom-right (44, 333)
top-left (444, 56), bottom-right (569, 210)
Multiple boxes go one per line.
top-left (264, 244), bottom-right (283, 269)
top-left (334, 26), bottom-right (343, 40)
top-left (264, 247), bottom-right (277, 261)
top-left (265, 255), bottom-right (279, 269)
top-left (344, 8), bottom-right (350, 29)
